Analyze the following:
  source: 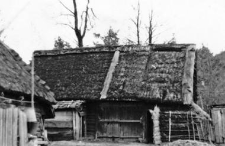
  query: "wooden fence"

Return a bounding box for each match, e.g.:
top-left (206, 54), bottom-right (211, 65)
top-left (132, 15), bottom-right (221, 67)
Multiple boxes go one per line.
top-left (160, 111), bottom-right (214, 143)
top-left (0, 106), bottom-right (28, 146)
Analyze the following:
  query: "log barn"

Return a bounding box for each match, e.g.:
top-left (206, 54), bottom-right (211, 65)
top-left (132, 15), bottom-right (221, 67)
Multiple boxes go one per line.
top-left (34, 44), bottom-right (203, 143)
top-left (0, 41), bottom-right (56, 145)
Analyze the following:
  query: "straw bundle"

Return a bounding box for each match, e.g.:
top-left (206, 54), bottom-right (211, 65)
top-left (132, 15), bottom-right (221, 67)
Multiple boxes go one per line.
top-left (150, 105), bottom-right (161, 144)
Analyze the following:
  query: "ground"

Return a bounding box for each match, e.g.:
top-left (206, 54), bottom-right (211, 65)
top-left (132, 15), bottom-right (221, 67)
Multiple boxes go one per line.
top-left (49, 140), bottom-right (218, 146)
top-left (49, 141), bottom-right (154, 146)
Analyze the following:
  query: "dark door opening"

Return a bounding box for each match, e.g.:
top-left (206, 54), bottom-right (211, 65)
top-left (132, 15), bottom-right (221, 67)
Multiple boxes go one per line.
top-left (146, 110), bottom-right (153, 143)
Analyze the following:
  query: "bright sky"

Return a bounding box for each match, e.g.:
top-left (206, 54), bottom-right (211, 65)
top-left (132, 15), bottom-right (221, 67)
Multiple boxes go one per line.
top-left (1, 0), bottom-right (225, 63)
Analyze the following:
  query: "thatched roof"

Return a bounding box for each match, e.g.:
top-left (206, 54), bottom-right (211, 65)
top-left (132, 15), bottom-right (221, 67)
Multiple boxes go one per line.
top-left (34, 44), bottom-right (196, 104)
top-left (0, 41), bottom-right (56, 104)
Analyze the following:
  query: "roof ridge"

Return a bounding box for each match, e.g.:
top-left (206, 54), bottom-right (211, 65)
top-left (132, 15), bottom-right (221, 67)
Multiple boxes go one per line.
top-left (33, 44), bottom-right (195, 57)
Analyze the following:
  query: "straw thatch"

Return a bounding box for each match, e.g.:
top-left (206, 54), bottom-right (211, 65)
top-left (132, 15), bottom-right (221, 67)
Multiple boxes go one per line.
top-left (0, 41), bottom-right (56, 104)
top-left (53, 100), bottom-right (84, 111)
top-left (34, 44), bottom-right (196, 104)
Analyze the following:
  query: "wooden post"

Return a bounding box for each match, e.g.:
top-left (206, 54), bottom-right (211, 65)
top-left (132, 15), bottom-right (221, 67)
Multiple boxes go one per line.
top-left (2, 108), bottom-right (6, 146)
top-left (200, 121), bottom-right (204, 140)
top-left (191, 111), bottom-right (195, 141)
top-left (72, 110), bottom-right (76, 140)
top-left (187, 112), bottom-right (190, 139)
top-left (79, 116), bottom-right (82, 138)
top-left (0, 108), bottom-right (2, 146)
top-left (196, 123), bottom-right (201, 141)
top-left (12, 108), bottom-right (18, 146)
top-left (208, 121), bottom-right (213, 144)
top-left (84, 116), bottom-right (87, 138)
top-left (169, 111), bottom-right (171, 142)
top-left (182, 46), bottom-right (195, 105)
top-left (75, 111), bottom-right (80, 140)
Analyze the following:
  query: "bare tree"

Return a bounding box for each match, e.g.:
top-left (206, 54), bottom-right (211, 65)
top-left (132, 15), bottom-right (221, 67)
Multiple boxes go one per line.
top-left (59, 0), bottom-right (95, 47)
top-left (147, 11), bottom-right (154, 44)
top-left (131, 1), bottom-right (141, 45)
top-left (145, 10), bottom-right (163, 45)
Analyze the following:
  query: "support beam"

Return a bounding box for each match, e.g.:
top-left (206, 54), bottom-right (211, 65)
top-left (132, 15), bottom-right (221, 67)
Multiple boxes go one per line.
top-left (182, 45), bottom-right (196, 104)
top-left (100, 50), bottom-right (120, 99)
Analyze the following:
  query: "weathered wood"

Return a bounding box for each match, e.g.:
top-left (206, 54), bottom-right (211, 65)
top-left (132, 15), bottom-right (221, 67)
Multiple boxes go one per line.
top-left (222, 109), bottom-right (225, 143)
top-left (191, 112), bottom-right (195, 141)
top-left (75, 111), bottom-right (80, 140)
top-left (169, 111), bottom-right (171, 142)
top-left (47, 128), bottom-right (73, 141)
top-left (79, 116), bottom-right (82, 138)
top-left (51, 111), bottom-right (73, 121)
top-left (212, 109), bottom-right (222, 143)
top-left (97, 135), bottom-right (141, 138)
top-left (100, 50), bottom-right (120, 99)
top-left (191, 102), bottom-right (211, 120)
top-left (45, 120), bottom-right (73, 128)
top-left (99, 119), bottom-right (141, 123)
top-left (1, 108), bottom-right (5, 146)
top-left (19, 111), bottom-right (24, 146)
top-left (182, 46), bottom-right (195, 104)
top-left (12, 108), bottom-right (18, 146)
top-left (0, 108), bottom-right (3, 146)
top-left (7, 108), bottom-right (12, 146)
top-left (72, 110), bottom-right (76, 140)
top-left (187, 112), bottom-right (190, 139)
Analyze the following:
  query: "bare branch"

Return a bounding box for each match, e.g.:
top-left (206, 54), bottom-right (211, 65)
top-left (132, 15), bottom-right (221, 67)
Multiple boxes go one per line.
top-left (59, 23), bottom-right (75, 30)
top-left (90, 8), bottom-right (97, 18)
top-left (82, 0), bottom-right (90, 38)
top-left (60, 13), bottom-right (74, 17)
top-left (59, 0), bottom-right (74, 15)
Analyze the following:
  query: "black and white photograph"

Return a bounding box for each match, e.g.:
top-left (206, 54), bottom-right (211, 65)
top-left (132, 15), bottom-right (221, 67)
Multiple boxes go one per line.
top-left (0, 0), bottom-right (224, 146)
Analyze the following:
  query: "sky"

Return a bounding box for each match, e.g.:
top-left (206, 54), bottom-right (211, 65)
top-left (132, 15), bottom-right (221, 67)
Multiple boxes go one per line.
top-left (0, 0), bottom-right (225, 63)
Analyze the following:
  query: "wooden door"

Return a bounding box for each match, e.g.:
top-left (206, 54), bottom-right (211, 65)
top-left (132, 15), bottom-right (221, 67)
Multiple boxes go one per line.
top-left (211, 107), bottom-right (225, 143)
top-left (96, 103), bottom-right (144, 141)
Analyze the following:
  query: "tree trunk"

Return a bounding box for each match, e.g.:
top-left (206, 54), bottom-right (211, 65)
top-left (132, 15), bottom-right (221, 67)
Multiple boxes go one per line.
top-left (78, 38), bottom-right (83, 47)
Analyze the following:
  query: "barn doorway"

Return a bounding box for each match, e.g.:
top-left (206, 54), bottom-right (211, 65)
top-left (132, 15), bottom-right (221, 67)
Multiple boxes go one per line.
top-left (96, 102), bottom-right (144, 142)
top-left (146, 110), bottom-right (153, 143)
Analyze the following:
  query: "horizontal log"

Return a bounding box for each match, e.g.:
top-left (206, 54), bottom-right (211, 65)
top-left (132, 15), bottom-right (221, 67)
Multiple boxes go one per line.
top-left (45, 121), bottom-right (73, 128)
top-left (98, 119), bottom-right (141, 123)
top-left (97, 136), bottom-right (141, 138)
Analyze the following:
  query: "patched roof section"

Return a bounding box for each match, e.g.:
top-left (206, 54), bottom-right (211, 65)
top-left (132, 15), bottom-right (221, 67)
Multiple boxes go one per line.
top-left (0, 41), bottom-right (56, 104)
top-left (107, 51), bottom-right (185, 102)
top-left (34, 44), bottom-right (196, 103)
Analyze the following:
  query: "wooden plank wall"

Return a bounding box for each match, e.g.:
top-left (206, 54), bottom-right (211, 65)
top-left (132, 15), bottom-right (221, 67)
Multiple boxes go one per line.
top-left (211, 107), bottom-right (225, 143)
top-left (0, 107), bottom-right (27, 146)
top-left (97, 102), bottom-right (144, 140)
top-left (45, 109), bottom-right (82, 141)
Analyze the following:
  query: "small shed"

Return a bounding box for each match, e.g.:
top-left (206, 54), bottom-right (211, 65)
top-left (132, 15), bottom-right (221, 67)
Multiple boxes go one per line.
top-left (0, 41), bottom-right (56, 145)
top-left (34, 44), bottom-right (209, 143)
top-left (45, 100), bottom-right (85, 141)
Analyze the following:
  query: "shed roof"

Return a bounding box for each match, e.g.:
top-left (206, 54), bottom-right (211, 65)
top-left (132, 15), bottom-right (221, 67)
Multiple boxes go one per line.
top-left (34, 44), bottom-right (196, 104)
top-left (53, 100), bottom-right (84, 111)
top-left (0, 41), bottom-right (56, 104)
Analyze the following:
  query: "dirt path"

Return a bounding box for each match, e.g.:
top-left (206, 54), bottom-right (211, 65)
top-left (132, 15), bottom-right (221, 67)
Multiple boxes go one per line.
top-left (49, 141), bottom-right (154, 146)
